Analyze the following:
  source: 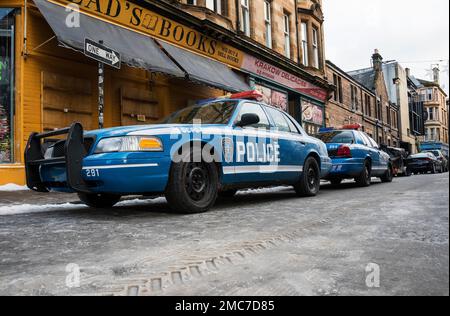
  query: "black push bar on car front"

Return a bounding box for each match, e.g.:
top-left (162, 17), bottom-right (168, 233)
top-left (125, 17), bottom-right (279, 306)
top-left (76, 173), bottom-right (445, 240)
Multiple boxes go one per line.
top-left (24, 122), bottom-right (91, 193)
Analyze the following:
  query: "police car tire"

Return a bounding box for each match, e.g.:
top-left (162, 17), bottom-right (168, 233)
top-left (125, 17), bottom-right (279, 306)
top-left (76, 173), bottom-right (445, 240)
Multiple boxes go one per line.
top-left (77, 193), bottom-right (121, 209)
top-left (381, 164), bottom-right (394, 183)
top-left (294, 157), bottom-right (320, 197)
top-left (355, 161), bottom-right (371, 187)
top-left (166, 160), bottom-right (219, 214)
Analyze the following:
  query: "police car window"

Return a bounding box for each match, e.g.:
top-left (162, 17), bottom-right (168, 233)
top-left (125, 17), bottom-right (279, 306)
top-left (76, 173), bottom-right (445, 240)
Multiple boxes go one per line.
top-left (367, 135), bottom-right (379, 148)
top-left (236, 103), bottom-right (271, 129)
top-left (282, 113), bottom-right (300, 134)
top-left (316, 131), bottom-right (355, 144)
top-left (265, 107), bottom-right (291, 133)
top-left (359, 132), bottom-right (371, 146)
top-left (165, 101), bottom-right (237, 124)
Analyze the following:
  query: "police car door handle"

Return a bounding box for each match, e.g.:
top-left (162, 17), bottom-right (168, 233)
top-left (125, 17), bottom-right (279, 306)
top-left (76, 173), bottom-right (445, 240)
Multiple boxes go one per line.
top-left (298, 140), bottom-right (307, 146)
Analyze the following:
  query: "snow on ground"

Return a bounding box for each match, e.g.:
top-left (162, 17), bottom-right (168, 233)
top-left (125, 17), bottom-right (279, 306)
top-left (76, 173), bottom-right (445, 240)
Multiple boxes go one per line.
top-left (237, 186), bottom-right (291, 195)
top-left (0, 187), bottom-right (288, 216)
top-left (0, 184), bottom-right (29, 192)
top-left (0, 197), bottom-right (167, 216)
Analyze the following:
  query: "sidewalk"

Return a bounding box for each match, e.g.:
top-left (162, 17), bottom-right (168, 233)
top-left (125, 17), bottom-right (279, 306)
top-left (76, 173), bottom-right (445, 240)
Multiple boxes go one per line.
top-left (0, 188), bottom-right (78, 207)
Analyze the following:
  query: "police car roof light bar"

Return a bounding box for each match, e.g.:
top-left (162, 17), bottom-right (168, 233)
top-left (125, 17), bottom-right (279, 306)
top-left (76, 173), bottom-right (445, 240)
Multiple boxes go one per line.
top-left (230, 90), bottom-right (264, 101)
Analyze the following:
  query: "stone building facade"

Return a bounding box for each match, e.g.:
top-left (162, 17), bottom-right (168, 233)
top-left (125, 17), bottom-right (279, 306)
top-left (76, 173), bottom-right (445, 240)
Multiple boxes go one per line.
top-left (418, 76), bottom-right (449, 154)
top-left (175, 0), bottom-right (329, 135)
top-left (325, 60), bottom-right (378, 138)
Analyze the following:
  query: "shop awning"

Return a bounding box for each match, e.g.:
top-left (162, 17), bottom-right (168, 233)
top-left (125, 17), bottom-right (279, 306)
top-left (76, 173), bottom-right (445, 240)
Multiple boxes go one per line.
top-left (158, 41), bottom-right (250, 93)
top-left (33, 0), bottom-right (184, 77)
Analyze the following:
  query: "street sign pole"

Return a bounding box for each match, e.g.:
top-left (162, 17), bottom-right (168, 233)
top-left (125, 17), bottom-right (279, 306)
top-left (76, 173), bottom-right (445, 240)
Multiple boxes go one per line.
top-left (84, 38), bottom-right (121, 129)
top-left (98, 60), bottom-right (105, 130)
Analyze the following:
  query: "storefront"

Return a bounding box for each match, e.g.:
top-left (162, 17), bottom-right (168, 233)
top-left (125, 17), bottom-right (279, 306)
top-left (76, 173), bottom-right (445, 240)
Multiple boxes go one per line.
top-left (0, 0), bottom-right (330, 185)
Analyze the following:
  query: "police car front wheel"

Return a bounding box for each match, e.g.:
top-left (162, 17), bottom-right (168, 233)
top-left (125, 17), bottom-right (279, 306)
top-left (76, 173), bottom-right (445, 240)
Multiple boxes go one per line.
top-left (166, 160), bottom-right (219, 214)
top-left (294, 157), bottom-right (320, 197)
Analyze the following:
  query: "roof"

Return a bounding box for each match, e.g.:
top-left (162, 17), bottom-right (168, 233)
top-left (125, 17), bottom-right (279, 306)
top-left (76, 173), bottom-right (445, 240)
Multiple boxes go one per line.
top-left (348, 68), bottom-right (376, 91)
top-left (417, 79), bottom-right (448, 96)
top-left (408, 75), bottom-right (423, 89)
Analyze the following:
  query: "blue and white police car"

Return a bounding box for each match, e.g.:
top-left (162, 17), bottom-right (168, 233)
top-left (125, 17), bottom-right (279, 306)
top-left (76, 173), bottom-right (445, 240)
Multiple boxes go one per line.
top-left (25, 91), bottom-right (332, 214)
top-left (315, 124), bottom-right (394, 187)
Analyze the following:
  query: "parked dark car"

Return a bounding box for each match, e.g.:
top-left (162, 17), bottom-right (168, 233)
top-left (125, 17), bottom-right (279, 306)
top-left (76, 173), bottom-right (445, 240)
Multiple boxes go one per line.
top-left (406, 152), bottom-right (444, 175)
top-left (381, 145), bottom-right (411, 176)
top-left (422, 150), bottom-right (448, 172)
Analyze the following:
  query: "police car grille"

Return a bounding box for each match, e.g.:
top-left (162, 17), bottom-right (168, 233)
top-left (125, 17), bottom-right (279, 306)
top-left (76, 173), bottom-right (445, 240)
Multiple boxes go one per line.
top-left (50, 137), bottom-right (95, 158)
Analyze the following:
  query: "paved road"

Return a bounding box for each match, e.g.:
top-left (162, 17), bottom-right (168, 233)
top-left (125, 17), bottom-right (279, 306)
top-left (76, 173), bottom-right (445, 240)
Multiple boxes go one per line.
top-left (0, 174), bottom-right (448, 296)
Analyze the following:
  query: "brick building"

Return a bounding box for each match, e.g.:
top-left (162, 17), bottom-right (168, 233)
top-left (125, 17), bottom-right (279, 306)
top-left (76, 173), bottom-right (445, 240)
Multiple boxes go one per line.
top-left (325, 60), bottom-right (378, 138)
top-left (348, 50), bottom-right (400, 147)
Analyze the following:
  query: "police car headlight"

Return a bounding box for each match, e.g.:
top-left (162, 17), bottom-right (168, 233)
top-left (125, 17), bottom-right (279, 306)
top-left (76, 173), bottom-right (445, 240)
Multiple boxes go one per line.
top-left (94, 136), bottom-right (163, 153)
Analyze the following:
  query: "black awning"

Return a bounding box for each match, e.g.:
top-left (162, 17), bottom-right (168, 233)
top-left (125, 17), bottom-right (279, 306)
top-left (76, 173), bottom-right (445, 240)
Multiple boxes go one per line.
top-left (158, 41), bottom-right (250, 93)
top-left (33, 0), bottom-right (185, 77)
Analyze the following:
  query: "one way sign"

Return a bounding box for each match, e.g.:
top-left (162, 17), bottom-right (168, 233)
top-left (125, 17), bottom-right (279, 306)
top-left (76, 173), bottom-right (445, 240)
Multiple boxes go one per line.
top-left (84, 39), bottom-right (121, 69)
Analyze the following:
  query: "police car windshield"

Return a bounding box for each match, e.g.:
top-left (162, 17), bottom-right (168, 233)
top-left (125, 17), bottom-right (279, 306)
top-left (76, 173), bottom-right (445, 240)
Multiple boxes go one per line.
top-left (316, 131), bottom-right (355, 144)
top-left (164, 101), bottom-right (237, 124)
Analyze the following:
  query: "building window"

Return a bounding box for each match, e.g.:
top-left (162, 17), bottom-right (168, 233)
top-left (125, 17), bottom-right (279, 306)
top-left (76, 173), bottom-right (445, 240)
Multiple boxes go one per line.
top-left (312, 27), bottom-right (320, 68)
top-left (333, 74), bottom-right (343, 104)
top-left (241, 0), bottom-right (251, 37)
top-left (351, 85), bottom-right (358, 111)
top-left (264, 1), bottom-right (272, 48)
top-left (301, 22), bottom-right (308, 66)
top-left (206, 0), bottom-right (222, 14)
top-left (428, 107), bottom-right (434, 120)
top-left (427, 88), bottom-right (433, 101)
top-left (283, 14), bottom-right (291, 59)
top-left (0, 9), bottom-right (14, 163)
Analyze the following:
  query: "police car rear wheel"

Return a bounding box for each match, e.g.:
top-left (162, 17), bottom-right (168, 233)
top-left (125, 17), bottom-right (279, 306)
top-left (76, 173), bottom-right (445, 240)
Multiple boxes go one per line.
top-left (294, 157), bottom-right (320, 197)
top-left (355, 161), bottom-right (371, 187)
top-left (166, 160), bottom-right (219, 214)
top-left (77, 193), bottom-right (121, 209)
top-left (381, 164), bottom-right (394, 183)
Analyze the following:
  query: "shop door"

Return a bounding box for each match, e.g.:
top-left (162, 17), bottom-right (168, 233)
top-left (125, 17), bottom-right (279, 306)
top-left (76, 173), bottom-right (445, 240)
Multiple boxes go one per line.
top-left (120, 87), bottom-right (159, 126)
top-left (42, 72), bottom-right (94, 132)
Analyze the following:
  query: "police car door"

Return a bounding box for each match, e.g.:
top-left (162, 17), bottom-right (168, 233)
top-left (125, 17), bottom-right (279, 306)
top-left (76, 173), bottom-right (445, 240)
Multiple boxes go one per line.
top-left (361, 132), bottom-right (382, 173)
top-left (231, 102), bottom-right (275, 183)
top-left (264, 106), bottom-right (305, 182)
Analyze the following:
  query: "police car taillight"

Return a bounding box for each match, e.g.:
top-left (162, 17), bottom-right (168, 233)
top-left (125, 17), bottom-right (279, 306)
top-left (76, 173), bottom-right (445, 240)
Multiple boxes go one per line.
top-left (230, 90), bottom-right (264, 101)
top-left (337, 145), bottom-right (352, 158)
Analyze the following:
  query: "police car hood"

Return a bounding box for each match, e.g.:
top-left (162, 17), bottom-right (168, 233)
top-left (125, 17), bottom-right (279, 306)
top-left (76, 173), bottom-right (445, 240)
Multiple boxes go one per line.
top-left (84, 124), bottom-right (227, 138)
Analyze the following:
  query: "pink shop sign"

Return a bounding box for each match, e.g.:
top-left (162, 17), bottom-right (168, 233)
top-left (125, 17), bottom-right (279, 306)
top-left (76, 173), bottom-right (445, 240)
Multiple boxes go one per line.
top-left (241, 55), bottom-right (328, 102)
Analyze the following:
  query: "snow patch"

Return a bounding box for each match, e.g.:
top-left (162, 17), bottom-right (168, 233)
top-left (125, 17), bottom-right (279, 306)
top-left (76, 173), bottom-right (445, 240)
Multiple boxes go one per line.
top-left (237, 186), bottom-right (291, 195)
top-left (0, 197), bottom-right (167, 216)
top-left (0, 203), bottom-right (86, 216)
top-left (0, 184), bottom-right (29, 192)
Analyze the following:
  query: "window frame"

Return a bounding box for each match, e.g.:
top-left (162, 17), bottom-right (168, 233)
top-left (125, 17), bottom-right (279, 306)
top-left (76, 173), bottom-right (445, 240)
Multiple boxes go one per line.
top-left (283, 14), bottom-right (291, 59)
top-left (301, 22), bottom-right (309, 66)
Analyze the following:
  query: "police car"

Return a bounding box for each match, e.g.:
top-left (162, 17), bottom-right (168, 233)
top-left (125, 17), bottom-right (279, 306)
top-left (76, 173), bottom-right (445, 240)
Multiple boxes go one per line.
top-left (25, 91), bottom-right (332, 214)
top-left (315, 124), bottom-right (393, 187)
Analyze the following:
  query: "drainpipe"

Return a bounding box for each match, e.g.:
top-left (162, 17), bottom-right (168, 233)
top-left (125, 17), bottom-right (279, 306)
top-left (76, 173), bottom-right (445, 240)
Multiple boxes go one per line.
top-left (23, 0), bottom-right (28, 58)
top-left (294, 0), bottom-right (301, 66)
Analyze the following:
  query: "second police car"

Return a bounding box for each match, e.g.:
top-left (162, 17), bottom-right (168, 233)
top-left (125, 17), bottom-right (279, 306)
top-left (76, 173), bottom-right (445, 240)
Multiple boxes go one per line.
top-left (315, 124), bottom-right (394, 187)
top-left (25, 91), bottom-right (332, 214)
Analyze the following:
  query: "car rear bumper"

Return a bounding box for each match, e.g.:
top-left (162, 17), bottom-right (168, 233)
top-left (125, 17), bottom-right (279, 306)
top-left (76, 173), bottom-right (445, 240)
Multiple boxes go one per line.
top-left (326, 158), bottom-right (365, 178)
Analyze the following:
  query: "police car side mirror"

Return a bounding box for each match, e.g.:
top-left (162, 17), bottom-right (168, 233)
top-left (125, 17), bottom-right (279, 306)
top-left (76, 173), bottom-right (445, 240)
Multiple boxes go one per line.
top-left (236, 113), bottom-right (260, 128)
